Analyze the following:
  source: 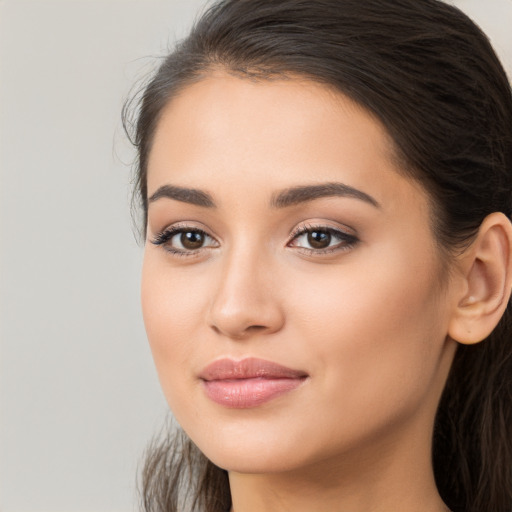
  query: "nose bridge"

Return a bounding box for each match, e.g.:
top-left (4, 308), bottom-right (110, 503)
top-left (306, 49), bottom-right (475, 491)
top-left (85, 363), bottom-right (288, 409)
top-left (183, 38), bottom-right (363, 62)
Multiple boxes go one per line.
top-left (207, 236), bottom-right (284, 339)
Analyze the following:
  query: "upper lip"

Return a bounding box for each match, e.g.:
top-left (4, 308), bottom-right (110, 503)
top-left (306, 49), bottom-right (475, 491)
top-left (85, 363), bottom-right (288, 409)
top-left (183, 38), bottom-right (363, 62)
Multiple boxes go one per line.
top-left (199, 357), bottom-right (308, 381)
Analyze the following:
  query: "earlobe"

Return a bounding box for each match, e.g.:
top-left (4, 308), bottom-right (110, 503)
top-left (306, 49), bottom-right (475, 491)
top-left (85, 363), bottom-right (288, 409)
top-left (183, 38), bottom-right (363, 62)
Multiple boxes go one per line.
top-left (448, 212), bottom-right (512, 345)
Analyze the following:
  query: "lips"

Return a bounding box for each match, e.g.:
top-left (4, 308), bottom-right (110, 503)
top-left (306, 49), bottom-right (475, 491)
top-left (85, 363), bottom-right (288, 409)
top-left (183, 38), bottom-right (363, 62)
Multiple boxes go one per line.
top-left (199, 357), bottom-right (308, 408)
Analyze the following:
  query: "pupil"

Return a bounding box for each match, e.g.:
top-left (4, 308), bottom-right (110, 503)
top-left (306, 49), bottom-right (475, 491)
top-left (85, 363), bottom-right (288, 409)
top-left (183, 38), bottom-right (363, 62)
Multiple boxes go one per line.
top-left (181, 231), bottom-right (204, 249)
top-left (308, 230), bottom-right (331, 249)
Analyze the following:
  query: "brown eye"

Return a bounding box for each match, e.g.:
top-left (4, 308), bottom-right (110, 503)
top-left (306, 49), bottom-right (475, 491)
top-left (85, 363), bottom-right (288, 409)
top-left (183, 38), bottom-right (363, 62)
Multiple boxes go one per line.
top-left (307, 230), bottom-right (332, 249)
top-left (151, 227), bottom-right (218, 255)
top-left (181, 231), bottom-right (205, 249)
top-left (289, 225), bottom-right (359, 253)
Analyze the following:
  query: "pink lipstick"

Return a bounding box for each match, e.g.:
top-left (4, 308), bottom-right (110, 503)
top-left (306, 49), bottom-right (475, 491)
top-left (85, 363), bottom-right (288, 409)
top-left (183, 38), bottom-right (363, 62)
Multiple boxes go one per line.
top-left (199, 357), bottom-right (307, 408)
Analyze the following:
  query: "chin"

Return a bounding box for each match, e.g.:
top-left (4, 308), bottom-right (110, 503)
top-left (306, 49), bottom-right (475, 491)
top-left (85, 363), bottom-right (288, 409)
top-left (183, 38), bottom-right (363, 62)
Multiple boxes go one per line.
top-left (204, 444), bottom-right (307, 475)
top-left (186, 418), bottom-right (343, 477)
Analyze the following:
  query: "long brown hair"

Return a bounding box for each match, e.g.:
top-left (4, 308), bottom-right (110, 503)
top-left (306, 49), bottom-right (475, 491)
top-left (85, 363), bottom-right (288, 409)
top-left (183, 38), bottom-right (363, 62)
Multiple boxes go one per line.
top-left (124, 1), bottom-right (512, 511)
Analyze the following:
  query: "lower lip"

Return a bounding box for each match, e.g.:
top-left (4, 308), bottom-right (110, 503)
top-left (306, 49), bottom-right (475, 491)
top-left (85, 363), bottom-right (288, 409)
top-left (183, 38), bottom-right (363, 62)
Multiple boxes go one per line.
top-left (202, 377), bottom-right (305, 408)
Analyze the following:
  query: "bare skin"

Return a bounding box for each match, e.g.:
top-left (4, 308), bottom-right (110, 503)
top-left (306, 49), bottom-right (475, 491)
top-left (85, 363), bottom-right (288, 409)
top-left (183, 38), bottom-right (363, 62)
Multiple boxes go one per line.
top-left (142, 73), bottom-right (512, 512)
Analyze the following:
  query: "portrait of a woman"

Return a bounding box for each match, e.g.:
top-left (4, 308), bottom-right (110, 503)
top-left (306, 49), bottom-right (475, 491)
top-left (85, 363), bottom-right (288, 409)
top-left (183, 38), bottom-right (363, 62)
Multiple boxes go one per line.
top-left (123, 1), bottom-right (512, 511)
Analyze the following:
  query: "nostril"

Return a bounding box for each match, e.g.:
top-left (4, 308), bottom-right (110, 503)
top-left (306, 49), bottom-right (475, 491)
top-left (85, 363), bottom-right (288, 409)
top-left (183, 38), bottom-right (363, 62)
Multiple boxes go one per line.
top-left (246, 325), bottom-right (267, 333)
top-left (209, 323), bottom-right (270, 339)
top-left (210, 325), bottom-right (222, 336)
top-left (207, 292), bottom-right (286, 339)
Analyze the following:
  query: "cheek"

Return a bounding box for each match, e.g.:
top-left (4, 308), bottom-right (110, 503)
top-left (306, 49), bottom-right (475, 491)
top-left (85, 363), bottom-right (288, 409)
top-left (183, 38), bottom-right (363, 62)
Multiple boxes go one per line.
top-left (140, 253), bottom-right (206, 385)
top-left (287, 244), bottom-right (447, 416)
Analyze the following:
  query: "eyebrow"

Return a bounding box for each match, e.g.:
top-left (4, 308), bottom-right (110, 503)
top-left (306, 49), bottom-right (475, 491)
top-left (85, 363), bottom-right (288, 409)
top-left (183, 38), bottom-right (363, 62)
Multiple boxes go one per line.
top-left (148, 185), bottom-right (216, 208)
top-left (271, 182), bottom-right (380, 209)
top-left (147, 181), bottom-right (380, 210)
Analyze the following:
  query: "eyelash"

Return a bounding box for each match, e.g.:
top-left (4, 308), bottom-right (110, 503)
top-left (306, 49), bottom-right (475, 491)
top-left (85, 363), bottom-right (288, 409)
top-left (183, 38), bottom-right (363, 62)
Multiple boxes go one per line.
top-left (288, 224), bottom-right (359, 255)
top-left (150, 224), bottom-right (359, 257)
top-left (150, 225), bottom-right (217, 258)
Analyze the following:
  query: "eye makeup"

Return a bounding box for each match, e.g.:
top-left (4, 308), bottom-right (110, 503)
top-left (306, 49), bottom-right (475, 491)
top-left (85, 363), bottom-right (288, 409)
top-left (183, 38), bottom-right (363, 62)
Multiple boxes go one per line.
top-left (287, 223), bottom-right (359, 255)
top-left (150, 220), bottom-right (359, 259)
top-left (150, 224), bottom-right (219, 258)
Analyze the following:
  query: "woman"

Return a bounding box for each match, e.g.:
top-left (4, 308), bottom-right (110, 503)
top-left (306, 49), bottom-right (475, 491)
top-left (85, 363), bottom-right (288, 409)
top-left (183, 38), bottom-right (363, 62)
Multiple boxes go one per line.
top-left (123, 0), bottom-right (512, 511)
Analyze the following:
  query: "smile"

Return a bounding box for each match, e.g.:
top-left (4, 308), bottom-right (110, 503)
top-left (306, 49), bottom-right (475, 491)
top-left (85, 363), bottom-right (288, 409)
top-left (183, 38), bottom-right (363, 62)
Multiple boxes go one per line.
top-left (199, 357), bottom-right (308, 408)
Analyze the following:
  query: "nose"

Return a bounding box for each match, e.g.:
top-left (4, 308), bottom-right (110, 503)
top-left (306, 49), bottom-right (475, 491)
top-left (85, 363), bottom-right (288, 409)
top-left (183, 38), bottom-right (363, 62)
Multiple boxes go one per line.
top-left (206, 249), bottom-right (285, 340)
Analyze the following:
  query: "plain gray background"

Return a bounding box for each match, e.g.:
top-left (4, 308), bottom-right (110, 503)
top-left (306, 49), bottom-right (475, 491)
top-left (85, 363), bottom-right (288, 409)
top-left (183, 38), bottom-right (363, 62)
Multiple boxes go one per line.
top-left (0, 1), bottom-right (511, 510)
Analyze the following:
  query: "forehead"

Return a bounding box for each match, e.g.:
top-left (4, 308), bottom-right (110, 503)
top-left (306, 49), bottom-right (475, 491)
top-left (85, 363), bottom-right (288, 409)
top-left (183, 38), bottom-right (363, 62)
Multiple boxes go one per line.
top-left (146, 73), bottom-right (423, 211)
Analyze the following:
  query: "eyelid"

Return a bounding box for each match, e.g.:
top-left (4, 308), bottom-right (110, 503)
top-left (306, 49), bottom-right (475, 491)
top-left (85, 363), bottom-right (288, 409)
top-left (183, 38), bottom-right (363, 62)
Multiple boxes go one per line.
top-left (150, 222), bottom-right (219, 257)
top-left (289, 220), bottom-right (357, 240)
top-left (287, 222), bottom-right (359, 254)
top-left (149, 220), bottom-right (359, 258)
top-left (149, 221), bottom-right (218, 243)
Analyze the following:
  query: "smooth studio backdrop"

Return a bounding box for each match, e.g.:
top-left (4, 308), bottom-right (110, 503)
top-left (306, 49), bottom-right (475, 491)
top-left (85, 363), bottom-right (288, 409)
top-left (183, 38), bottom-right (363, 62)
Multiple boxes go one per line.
top-left (0, 1), bottom-right (511, 511)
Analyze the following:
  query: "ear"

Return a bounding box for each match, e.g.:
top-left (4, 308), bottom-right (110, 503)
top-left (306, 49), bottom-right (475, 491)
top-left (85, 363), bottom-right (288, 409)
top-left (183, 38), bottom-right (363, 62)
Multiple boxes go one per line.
top-left (448, 212), bottom-right (512, 345)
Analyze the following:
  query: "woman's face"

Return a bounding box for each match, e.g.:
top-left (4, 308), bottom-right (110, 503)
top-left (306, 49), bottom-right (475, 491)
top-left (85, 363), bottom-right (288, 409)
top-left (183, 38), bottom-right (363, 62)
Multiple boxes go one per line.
top-left (142, 74), bottom-right (458, 474)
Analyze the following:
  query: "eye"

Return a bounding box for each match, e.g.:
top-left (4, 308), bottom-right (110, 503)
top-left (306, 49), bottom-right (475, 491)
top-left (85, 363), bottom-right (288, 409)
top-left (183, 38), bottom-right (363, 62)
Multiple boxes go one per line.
top-left (150, 226), bottom-right (219, 256)
top-left (289, 225), bottom-right (358, 254)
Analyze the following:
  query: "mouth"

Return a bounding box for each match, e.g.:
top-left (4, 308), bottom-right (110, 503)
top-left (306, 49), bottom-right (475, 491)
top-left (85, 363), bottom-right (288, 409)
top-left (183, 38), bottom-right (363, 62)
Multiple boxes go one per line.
top-left (199, 357), bottom-right (308, 409)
